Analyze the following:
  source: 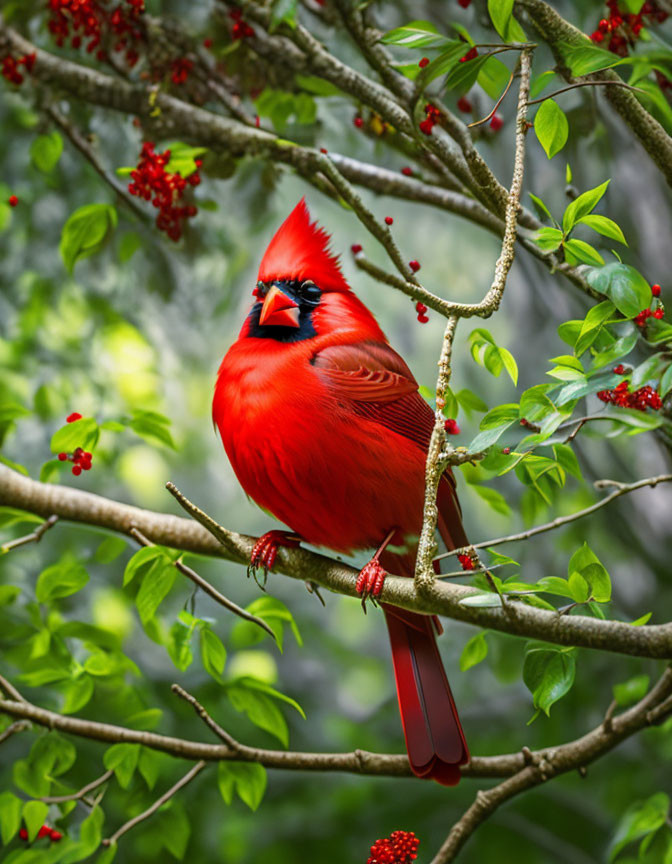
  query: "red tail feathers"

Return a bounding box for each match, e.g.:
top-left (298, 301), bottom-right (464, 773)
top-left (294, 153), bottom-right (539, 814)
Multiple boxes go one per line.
top-left (382, 605), bottom-right (469, 785)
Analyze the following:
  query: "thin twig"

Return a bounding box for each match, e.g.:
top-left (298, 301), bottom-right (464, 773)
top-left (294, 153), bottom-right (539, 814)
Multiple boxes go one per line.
top-left (434, 473), bottom-right (672, 562)
top-left (129, 527), bottom-right (276, 643)
top-left (46, 106), bottom-right (148, 221)
top-left (40, 769), bottom-right (114, 804)
top-left (526, 79), bottom-right (645, 106)
top-left (430, 666), bottom-right (672, 863)
top-left (1, 514), bottom-right (58, 554)
top-left (0, 719), bottom-right (30, 745)
top-left (171, 683), bottom-right (239, 751)
top-left (102, 761), bottom-right (207, 847)
top-left (0, 673), bottom-right (26, 703)
top-left (415, 47), bottom-right (534, 592)
top-left (468, 68), bottom-right (516, 129)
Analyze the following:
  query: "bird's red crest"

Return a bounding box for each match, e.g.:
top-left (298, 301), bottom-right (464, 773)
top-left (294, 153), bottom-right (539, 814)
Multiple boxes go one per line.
top-left (257, 198), bottom-right (350, 292)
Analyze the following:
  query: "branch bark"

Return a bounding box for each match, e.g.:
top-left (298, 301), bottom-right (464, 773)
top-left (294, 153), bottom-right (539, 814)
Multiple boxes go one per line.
top-left (1, 466), bottom-right (671, 658)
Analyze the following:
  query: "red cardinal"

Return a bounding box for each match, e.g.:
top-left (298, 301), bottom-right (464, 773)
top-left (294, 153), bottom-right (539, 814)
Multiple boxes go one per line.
top-left (213, 199), bottom-right (469, 785)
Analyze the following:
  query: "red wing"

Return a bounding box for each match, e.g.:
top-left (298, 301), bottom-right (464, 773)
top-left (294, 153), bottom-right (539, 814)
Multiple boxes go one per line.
top-left (313, 341), bottom-right (434, 449)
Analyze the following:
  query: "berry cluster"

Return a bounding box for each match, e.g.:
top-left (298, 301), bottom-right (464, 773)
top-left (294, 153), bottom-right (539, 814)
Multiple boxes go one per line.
top-left (367, 830), bottom-right (419, 864)
top-left (597, 380), bottom-right (663, 411)
top-left (58, 446), bottom-right (93, 475)
top-left (458, 553), bottom-right (476, 571)
top-left (170, 57), bottom-right (193, 85)
top-left (444, 418), bottom-right (460, 434)
top-left (128, 142), bottom-right (201, 241)
top-left (229, 7), bottom-right (255, 39)
top-left (634, 307), bottom-right (664, 327)
top-left (590, 1), bottom-right (669, 57)
top-left (19, 825), bottom-right (63, 842)
top-left (1, 52), bottom-right (36, 85)
top-left (419, 103), bottom-right (441, 135)
top-left (47, 0), bottom-right (145, 66)
top-left (415, 301), bottom-right (429, 324)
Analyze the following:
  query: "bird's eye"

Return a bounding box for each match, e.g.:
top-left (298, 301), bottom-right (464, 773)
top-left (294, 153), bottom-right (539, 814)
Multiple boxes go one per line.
top-left (300, 280), bottom-right (320, 297)
top-left (253, 281), bottom-right (268, 300)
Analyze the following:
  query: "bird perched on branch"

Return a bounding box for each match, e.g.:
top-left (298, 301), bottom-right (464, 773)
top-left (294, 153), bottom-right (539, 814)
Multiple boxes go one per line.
top-left (213, 199), bottom-right (469, 785)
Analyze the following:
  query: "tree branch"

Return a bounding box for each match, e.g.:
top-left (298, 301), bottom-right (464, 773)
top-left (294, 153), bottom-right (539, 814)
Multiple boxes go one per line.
top-left (0, 514), bottom-right (58, 554)
top-left (431, 666), bottom-right (672, 862)
top-left (1, 465), bottom-right (671, 657)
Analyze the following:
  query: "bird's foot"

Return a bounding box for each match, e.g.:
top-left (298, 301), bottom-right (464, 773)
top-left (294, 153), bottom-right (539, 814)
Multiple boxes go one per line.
top-left (248, 530), bottom-right (301, 584)
top-left (356, 558), bottom-right (388, 609)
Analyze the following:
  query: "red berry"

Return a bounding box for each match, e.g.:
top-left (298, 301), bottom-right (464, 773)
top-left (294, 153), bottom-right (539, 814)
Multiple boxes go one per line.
top-left (203, 38), bottom-right (213, 48)
top-left (458, 553), bottom-right (475, 571)
top-left (652, 283), bottom-right (661, 296)
top-left (351, 244), bottom-right (363, 254)
top-left (458, 0), bottom-right (471, 7)
top-left (354, 116), bottom-right (364, 128)
top-left (385, 216), bottom-right (393, 225)
top-left (66, 412), bottom-right (82, 423)
top-left (502, 447), bottom-right (511, 454)
top-left (418, 57), bottom-right (430, 68)
top-left (72, 465), bottom-right (82, 476)
top-left (457, 96), bottom-right (472, 113)
top-left (320, 147), bottom-right (328, 153)
top-left (613, 364), bottom-right (627, 375)
top-left (401, 166), bottom-right (413, 176)
top-left (417, 313), bottom-right (429, 324)
top-left (591, 30), bottom-right (605, 42)
top-left (415, 302), bottom-right (427, 314)
top-left (49, 830), bottom-right (63, 842)
top-left (444, 419), bottom-right (460, 434)
top-left (419, 118), bottom-right (434, 135)
top-left (19, 828), bottom-right (28, 841)
top-left (58, 452), bottom-right (68, 461)
top-left (38, 825), bottom-right (52, 839)
top-left (460, 47), bottom-right (478, 63)
top-left (654, 308), bottom-right (664, 319)
top-left (490, 114), bottom-right (503, 131)
top-left (8, 195), bottom-right (18, 207)
top-left (409, 260), bottom-right (421, 273)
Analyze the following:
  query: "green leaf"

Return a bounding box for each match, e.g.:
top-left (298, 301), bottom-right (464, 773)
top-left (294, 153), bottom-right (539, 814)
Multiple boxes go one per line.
top-left (552, 443), bottom-right (582, 478)
top-left (416, 42), bottom-right (465, 87)
top-left (217, 762), bottom-right (267, 811)
top-left (61, 674), bottom-right (95, 714)
top-left (534, 226), bottom-right (563, 251)
top-left (575, 300), bottom-right (616, 355)
top-left (587, 263), bottom-right (652, 318)
top-left (590, 332), bottom-right (638, 371)
top-left (613, 674), bottom-right (649, 707)
top-left (294, 75), bottom-right (341, 97)
top-left (563, 180), bottom-right (610, 233)
top-left (36, 560), bottom-right (89, 602)
top-left (444, 53), bottom-right (491, 94)
top-left (455, 388), bottom-right (488, 414)
top-left (104, 743), bottom-right (140, 789)
top-left (163, 142), bottom-right (207, 177)
top-left (123, 545), bottom-right (168, 586)
top-left (469, 328), bottom-right (518, 384)
top-left (0, 791), bottom-right (23, 844)
top-left (661, 364), bottom-right (672, 398)
top-left (563, 43), bottom-right (626, 76)
top-left (459, 631), bottom-right (488, 671)
top-left (231, 595), bottom-right (302, 652)
top-left (477, 55), bottom-right (511, 99)
top-left (480, 403), bottom-right (520, 429)
top-left (469, 484), bottom-right (511, 516)
top-left (535, 576), bottom-right (576, 599)
top-left (487, 0), bottom-right (526, 40)
top-left (60, 203), bottom-right (117, 274)
top-left (94, 536), bottom-right (127, 564)
top-left (563, 238), bottom-right (605, 267)
top-left (530, 70), bottom-right (557, 99)
top-left (523, 646), bottom-right (576, 715)
top-left (138, 747), bottom-right (163, 790)
top-left (568, 543), bottom-right (611, 602)
top-left (270, 0), bottom-right (298, 30)
top-left (22, 800), bottom-right (48, 842)
top-left (534, 99), bottom-right (569, 159)
top-left (129, 409), bottom-right (176, 449)
top-left (200, 628), bottom-right (227, 682)
top-left (118, 232), bottom-right (141, 263)
top-left (578, 214), bottom-right (627, 245)
top-left (227, 684), bottom-right (289, 747)
top-left (51, 416), bottom-right (99, 454)
top-left (135, 559), bottom-right (177, 625)
top-left (528, 192), bottom-right (554, 222)
top-left (30, 131), bottom-right (63, 173)
top-left (380, 20), bottom-right (451, 50)
top-left (609, 793), bottom-right (670, 861)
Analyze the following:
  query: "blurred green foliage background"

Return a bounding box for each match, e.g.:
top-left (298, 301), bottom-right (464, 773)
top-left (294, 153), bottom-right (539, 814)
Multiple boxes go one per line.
top-left (1, 1), bottom-right (671, 862)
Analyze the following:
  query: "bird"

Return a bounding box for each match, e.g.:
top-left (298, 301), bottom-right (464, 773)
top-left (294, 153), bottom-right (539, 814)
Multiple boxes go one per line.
top-left (213, 199), bottom-right (469, 785)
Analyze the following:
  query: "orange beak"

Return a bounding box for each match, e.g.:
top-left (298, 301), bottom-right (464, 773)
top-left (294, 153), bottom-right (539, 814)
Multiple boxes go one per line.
top-left (259, 284), bottom-right (300, 328)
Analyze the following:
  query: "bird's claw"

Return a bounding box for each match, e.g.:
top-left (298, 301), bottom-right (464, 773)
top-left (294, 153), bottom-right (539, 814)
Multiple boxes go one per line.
top-left (248, 530), bottom-right (301, 586)
top-left (356, 559), bottom-right (387, 610)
